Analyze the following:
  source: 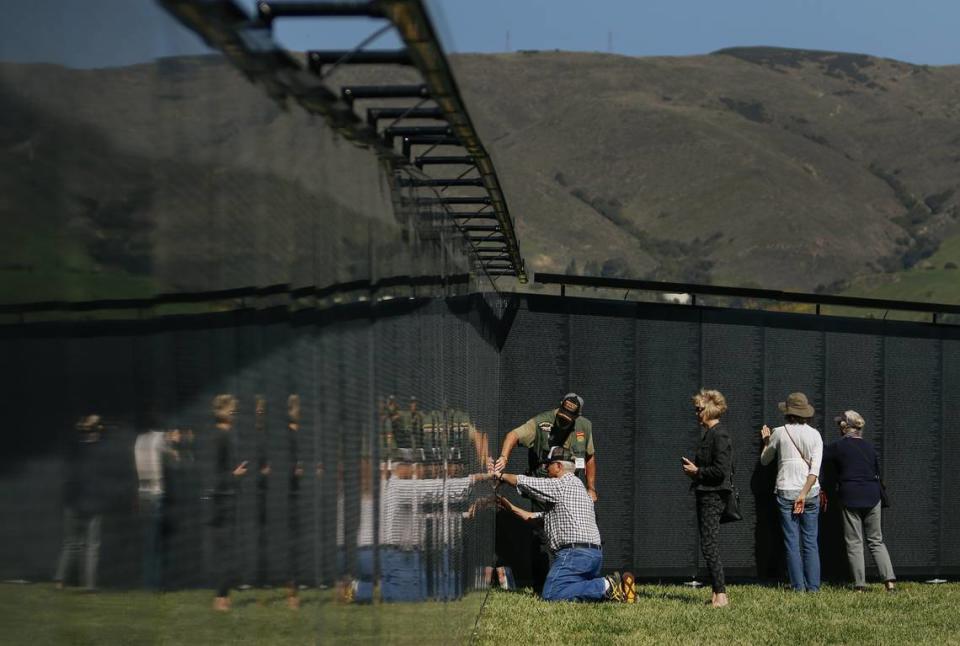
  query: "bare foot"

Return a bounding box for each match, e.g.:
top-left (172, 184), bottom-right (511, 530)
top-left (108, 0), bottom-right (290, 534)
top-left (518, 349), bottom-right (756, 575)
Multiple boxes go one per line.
top-left (287, 595), bottom-right (301, 610)
top-left (712, 592), bottom-right (729, 608)
top-left (213, 596), bottom-right (230, 612)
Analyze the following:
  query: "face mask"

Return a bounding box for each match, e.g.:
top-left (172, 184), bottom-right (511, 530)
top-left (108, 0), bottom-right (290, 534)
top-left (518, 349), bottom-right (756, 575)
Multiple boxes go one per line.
top-left (555, 413), bottom-right (574, 431)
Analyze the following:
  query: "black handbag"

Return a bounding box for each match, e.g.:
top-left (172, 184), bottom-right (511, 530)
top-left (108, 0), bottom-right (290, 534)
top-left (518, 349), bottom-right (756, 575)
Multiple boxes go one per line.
top-left (720, 462), bottom-right (742, 524)
top-left (721, 485), bottom-right (742, 524)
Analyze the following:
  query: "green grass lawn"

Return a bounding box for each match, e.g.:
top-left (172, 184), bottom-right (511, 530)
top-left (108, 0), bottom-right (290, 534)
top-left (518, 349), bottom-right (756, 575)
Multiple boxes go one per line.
top-left (3, 582), bottom-right (960, 645)
top-left (477, 583), bottom-right (960, 646)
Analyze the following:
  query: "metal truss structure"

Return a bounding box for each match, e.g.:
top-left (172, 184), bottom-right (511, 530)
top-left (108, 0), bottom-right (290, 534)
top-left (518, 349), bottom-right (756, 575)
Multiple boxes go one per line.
top-left (159, 0), bottom-right (526, 283)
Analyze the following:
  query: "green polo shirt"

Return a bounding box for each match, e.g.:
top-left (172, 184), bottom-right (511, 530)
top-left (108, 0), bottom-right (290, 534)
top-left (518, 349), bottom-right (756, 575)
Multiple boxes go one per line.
top-left (512, 408), bottom-right (594, 477)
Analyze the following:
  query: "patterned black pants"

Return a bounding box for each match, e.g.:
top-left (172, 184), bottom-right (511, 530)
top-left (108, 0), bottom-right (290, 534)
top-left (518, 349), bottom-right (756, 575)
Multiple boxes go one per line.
top-left (696, 491), bottom-right (726, 593)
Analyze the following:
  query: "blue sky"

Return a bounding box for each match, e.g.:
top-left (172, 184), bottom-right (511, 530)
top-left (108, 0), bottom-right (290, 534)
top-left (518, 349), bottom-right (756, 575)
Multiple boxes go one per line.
top-left (2, 0), bottom-right (959, 68)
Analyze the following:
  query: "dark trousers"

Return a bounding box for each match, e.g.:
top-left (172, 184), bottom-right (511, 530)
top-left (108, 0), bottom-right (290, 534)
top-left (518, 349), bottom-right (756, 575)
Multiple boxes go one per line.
top-left (54, 507), bottom-right (102, 590)
top-left (696, 491), bottom-right (726, 593)
top-left (256, 490), bottom-right (268, 587)
top-left (288, 494), bottom-right (300, 588)
top-left (212, 498), bottom-right (236, 597)
top-left (140, 492), bottom-right (164, 590)
top-left (530, 499), bottom-right (550, 595)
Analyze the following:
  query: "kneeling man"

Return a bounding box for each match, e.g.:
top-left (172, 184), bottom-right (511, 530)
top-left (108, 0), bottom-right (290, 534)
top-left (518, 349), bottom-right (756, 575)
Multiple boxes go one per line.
top-left (494, 447), bottom-right (632, 602)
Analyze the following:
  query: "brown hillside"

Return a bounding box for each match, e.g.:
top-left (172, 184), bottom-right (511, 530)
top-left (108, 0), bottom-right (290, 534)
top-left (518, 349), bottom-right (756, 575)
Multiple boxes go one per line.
top-left (453, 48), bottom-right (960, 290)
top-left (2, 48), bottom-right (959, 301)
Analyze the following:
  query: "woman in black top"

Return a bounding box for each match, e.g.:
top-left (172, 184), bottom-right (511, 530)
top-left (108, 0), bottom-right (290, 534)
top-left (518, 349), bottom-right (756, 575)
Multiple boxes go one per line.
top-left (286, 394), bottom-right (304, 609)
top-left (211, 394), bottom-right (246, 612)
top-left (682, 389), bottom-right (733, 608)
top-left (254, 396), bottom-right (271, 592)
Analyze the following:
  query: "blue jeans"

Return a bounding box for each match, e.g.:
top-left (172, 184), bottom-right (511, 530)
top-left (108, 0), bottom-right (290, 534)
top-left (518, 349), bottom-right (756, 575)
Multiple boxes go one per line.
top-left (776, 495), bottom-right (820, 591)
top-left (431, 548), bottom-right (461, 601)
top-left (380, 548), bottom-right (427, 602)
top-left (354, 547), bottom-right (375, 603)
top-left (542, 547), bottom-right (606, 601)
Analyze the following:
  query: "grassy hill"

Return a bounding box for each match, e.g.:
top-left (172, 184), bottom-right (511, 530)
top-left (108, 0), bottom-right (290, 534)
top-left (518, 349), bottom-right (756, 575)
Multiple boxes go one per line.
top-left (453, 48), bottom-right (960, 294)
top-left (2, 48), bottom-right (959, 304)
top-left (841, 234), bottom-right (960, 304)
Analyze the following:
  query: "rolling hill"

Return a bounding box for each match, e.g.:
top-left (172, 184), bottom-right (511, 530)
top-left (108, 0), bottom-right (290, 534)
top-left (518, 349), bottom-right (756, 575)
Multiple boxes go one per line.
top-left (2, 47), bottom-right (959, 303)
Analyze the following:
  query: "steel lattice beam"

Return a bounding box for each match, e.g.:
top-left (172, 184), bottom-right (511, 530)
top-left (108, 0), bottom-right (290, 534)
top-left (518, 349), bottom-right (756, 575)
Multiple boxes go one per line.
top-left (159, 0), bottom-right (526, 284)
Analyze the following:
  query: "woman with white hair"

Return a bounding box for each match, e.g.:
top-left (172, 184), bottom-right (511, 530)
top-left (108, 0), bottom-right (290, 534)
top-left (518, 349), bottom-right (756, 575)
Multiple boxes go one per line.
top-left (823, 410), bottom-right (896, 592)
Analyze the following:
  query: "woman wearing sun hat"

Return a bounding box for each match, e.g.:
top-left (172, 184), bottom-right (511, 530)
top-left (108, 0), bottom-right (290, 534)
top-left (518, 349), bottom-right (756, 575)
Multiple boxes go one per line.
top-left (823, 410), bottom-right (896, 592)
top-left (760, 392), bottom-right (823, 592)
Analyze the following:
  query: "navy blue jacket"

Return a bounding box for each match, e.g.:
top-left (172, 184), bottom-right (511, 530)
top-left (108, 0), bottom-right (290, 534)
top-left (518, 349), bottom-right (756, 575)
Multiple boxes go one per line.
top-left (823, 436), bottom-right (882, 509)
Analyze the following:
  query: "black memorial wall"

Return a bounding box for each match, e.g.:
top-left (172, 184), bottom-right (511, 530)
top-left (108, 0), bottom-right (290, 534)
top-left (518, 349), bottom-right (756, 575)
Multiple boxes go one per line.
top-left (3, 290), bottom-right (960, 593)
top-left (497, 295), bottom-right (960, 582)
top-left (0, 294), bottom-right (499, 625)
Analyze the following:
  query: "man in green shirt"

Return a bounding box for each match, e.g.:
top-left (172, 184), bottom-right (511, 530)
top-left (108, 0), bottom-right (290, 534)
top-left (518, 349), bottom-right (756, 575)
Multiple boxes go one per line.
top-left (494, 393), bottom-right (597, 595)
top-left (495, 393), bottom-right (597, 500)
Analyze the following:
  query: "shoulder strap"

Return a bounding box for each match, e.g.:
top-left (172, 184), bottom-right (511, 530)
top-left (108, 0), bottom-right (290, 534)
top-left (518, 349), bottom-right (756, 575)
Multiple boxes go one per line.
top-left (783, 426), bottom-right (811, 468)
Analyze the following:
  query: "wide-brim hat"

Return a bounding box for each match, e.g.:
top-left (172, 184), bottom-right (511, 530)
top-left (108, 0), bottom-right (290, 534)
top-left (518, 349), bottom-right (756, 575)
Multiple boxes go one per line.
top-left (778, 392), bottom-right (815, 418)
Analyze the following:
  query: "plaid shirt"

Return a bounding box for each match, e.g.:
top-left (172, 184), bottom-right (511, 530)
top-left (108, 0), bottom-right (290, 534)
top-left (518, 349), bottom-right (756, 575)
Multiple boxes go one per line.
top-left (516, 473), bottom-right (601, 552)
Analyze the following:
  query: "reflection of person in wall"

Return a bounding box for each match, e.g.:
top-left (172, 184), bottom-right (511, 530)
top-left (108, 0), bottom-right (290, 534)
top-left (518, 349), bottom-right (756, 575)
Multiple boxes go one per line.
top-left (55, 414), bottom-right (109, 592)
top-left (382, 395), bottom-right (406, 456)
top-left (211, 394), bottom-right (247, 612)
top-left (337, 457), bottom-right (378, 603)
top-left (286, 394), bottom-right (304, 610)
top-left (167, 426), bottom-right (200, 588)
top-left (134, 426), bottom-right (180, 590)
top-left (253, 396), bottom-right (271, 592)
top-left (407, 396), bottom-right (425, 452)
top-left (426, 449), bottom-right (483, 601)
top-left (492, 447), bottom-right (631, 602)
top-left (494, 393), bottom-right (597, 594)
top-left (379, 448), bottom-right (489, 603)
top-left (160, 428), bottom-right (184, 590)
top-left (378, 449), bottom-right (424, 602)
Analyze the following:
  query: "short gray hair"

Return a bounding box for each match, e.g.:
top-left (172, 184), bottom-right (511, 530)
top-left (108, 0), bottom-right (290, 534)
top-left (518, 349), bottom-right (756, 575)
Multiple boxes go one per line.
top-left (561, 461), bottom-right (577, 475)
